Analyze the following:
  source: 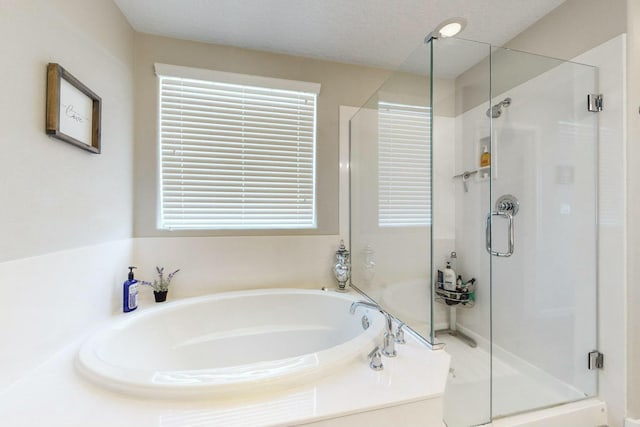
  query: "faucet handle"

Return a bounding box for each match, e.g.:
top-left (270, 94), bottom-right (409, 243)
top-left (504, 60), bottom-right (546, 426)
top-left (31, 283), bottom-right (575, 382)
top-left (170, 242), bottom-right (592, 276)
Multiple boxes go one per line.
top-left (395, 322), bottom-right (406, 344)
top-left (382, 331), bottom-right (397, 357)
top-left (368, 346), bottom-right (384, 371)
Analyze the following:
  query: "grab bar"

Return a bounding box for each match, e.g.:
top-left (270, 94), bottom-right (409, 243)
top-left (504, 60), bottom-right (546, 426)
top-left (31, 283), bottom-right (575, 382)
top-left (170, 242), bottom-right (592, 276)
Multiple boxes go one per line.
top-left (485, 211), bottom-right (514, 257)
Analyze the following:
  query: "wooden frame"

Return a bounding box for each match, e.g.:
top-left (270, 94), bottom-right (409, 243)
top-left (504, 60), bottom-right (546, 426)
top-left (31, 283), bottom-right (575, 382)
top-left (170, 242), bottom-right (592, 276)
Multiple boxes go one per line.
top-left (46, 63), bottom-right (101, 154)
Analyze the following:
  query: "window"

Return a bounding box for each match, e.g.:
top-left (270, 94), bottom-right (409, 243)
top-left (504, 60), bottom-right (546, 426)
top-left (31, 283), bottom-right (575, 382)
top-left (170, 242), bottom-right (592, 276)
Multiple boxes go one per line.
top-left (155, 64), bottom-right (320, 230)
top-left (377, 101), bottom-right (431, 227)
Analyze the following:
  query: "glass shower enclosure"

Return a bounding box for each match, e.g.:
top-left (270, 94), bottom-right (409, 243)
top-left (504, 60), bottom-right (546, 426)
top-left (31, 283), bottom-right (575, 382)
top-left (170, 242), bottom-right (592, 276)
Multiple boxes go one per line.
top-left (348, 36), bottom-right (598, 426)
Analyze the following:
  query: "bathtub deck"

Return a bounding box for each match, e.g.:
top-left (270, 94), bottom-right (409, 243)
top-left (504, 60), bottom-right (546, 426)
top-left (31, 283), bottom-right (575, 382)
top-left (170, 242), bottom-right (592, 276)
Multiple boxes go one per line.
top-left (0, 325), bottom-right (450, 427)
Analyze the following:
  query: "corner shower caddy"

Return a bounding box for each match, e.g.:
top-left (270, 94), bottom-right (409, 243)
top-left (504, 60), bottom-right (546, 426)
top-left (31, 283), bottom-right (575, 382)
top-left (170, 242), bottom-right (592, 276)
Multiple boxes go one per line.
top-left (435, 278), bottom-right (477, 348)
top-left (434, 283), bottom-right (475, 307)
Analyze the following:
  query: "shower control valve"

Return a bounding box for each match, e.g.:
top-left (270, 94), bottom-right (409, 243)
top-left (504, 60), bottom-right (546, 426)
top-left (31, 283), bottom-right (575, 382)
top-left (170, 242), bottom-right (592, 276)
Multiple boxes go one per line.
top-left (495, 194), bottom-right (519, 216)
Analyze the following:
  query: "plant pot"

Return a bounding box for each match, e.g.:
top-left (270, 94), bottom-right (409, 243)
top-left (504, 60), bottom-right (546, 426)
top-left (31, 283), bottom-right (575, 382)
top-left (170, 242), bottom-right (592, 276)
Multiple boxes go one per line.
top-left (154, 290), bottom-right (168, 302)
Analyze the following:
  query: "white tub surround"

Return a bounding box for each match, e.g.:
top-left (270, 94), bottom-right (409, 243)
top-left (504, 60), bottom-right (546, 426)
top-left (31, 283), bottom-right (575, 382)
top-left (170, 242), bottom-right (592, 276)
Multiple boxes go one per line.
top-left (626, 418), bottom-right (640, 427)
top-left (0, 239), bottom-right (133, 393)
top-left (0, 290), bottom-right (450, 427)
top-left (77, 289), bottom-right (386, 399)
top-left (132, 236), bottom-right (347, 297)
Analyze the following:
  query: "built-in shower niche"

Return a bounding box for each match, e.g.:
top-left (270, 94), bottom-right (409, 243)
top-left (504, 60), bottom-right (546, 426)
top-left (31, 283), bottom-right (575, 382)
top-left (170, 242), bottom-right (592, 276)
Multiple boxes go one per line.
top-left (349, 35), bottom-right (598, 427)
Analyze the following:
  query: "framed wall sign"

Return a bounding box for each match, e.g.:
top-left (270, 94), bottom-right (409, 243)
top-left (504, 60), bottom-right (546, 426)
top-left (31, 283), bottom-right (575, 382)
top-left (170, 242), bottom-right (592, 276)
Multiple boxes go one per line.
top-left (46, 63), bottom-right (101, 154)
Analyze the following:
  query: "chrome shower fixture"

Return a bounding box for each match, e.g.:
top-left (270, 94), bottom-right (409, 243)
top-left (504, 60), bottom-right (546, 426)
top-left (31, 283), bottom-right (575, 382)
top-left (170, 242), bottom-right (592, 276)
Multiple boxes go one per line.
top-left (486, 97), bottom-right (512, 118)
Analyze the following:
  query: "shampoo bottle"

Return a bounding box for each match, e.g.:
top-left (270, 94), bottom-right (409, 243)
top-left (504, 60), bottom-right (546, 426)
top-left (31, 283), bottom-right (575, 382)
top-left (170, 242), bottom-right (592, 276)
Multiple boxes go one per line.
top-left (443, 262), bottom-right (457, 291)
top-left (480, 145), bottom-right (491, 167)
top-left (123, 266), bottom-right (139, 313)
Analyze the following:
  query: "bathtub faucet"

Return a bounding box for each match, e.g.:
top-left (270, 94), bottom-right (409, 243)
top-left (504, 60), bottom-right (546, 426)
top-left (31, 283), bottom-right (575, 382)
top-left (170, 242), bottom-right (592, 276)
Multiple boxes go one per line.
top-left (349, 301), bottom-right (397, 357)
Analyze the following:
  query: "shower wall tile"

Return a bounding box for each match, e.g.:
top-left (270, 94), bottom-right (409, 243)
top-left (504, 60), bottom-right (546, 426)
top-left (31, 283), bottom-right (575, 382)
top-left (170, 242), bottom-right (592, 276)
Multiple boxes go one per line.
top-left (433, 116), bottom-right (456, 241)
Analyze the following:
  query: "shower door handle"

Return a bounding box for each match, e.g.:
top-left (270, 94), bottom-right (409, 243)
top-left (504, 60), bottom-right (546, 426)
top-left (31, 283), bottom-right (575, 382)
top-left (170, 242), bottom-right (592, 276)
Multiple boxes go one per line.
top-left (485, 211), bottom-right (514, 257)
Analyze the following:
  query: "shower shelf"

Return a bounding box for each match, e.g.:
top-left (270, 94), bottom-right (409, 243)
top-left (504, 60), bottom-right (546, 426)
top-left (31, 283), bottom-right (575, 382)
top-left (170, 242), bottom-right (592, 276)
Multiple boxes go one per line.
top-left (453, 167), bottom-right (490, 180)
top-left (476, 166), bottom-right (491, 181)
top-left (453, 169), bottom-right (476, 180)
top-left (453, 167), bottom-right (490, 190)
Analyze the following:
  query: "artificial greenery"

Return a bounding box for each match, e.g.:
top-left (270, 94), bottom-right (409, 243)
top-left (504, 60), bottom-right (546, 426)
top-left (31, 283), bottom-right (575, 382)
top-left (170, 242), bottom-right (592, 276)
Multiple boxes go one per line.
top-left (141, 266), bottom-right (180, 292)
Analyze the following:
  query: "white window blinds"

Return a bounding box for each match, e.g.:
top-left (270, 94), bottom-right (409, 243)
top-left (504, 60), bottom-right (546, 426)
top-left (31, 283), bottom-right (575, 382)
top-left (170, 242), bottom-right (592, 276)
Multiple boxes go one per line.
top-left (378, 102), bottom-right (431, 227)
top-left (155, 64), bottom-right (319, 230)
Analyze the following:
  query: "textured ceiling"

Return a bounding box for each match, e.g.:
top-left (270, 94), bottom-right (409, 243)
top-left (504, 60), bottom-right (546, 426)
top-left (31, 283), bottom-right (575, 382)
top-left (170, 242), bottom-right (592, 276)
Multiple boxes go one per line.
top-left (114, 0), bottom-right (565, 73)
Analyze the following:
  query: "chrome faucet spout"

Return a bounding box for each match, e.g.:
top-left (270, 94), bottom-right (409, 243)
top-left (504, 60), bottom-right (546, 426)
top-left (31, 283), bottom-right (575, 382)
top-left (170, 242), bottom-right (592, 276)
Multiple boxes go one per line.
top-left (349, 301), bottom-right (397, 357)
top-left (349, 300), bottom-right (377, 314)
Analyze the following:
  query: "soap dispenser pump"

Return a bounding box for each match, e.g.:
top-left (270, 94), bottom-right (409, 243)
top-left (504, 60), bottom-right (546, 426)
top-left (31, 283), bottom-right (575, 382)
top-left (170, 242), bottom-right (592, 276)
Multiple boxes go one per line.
top-left (123, 266), bottom-right (139, 313)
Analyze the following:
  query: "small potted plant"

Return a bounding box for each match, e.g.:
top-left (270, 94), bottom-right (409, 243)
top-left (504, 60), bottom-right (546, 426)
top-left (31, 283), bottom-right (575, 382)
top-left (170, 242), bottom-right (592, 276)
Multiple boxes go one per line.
top-left (141, 267), bottom-right (180, 302)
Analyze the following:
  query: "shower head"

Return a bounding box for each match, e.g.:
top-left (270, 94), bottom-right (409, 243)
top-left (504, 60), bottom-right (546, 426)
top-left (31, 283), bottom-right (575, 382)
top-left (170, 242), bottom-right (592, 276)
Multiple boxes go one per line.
top-left (486, 97), bottom-right (511, 118)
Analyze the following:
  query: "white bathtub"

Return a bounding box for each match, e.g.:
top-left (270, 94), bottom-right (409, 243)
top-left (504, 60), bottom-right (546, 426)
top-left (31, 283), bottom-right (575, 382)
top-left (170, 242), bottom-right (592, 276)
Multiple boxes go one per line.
top-left (76, 289), bottom-right (385, 399)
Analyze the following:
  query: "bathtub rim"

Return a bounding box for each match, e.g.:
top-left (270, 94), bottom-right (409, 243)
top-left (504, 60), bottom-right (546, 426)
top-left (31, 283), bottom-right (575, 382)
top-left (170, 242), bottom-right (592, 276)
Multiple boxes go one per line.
top-left (75, 288), bottom-right (385, 399)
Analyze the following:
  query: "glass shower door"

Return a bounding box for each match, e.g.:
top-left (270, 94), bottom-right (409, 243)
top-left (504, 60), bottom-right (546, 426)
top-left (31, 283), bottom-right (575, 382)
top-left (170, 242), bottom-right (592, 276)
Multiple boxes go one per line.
top-left (349, 35), bottom-right (598, 426)
top-left (487, 47), bottom-right (598, 418)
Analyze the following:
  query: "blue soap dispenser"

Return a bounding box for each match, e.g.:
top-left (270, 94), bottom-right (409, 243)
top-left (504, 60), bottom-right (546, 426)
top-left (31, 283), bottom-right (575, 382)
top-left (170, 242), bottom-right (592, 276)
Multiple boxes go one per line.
top-left (123, 266), bottom-right (139, 313)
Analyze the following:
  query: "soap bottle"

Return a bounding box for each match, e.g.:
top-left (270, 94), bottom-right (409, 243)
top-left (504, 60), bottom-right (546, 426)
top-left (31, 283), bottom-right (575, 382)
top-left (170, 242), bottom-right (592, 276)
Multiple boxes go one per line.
top-left (443, 262), bottom-right (457, 291)
top-left (123, 266), bottom-right (139, 313)
top-left (480, 145), bottom-right (491, 167)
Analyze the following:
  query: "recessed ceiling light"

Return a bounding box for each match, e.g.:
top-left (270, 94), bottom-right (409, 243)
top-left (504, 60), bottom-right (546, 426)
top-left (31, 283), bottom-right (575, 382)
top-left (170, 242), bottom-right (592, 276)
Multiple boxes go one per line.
top-left (427, 18), bottom-right (467, 41)
top-left (439, 21), bottom-right (463, 37)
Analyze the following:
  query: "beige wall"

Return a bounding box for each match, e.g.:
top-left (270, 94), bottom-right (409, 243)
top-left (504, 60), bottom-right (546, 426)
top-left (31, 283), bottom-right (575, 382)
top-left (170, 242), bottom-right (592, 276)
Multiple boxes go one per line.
top-left (627, 1), bottom-right (640, 420)
top-left (454, 0), bottom-right (626, 114)
top-left (133, 33), bottom-right (391, 237)
top-left (505, 0), bottom-right (626, 59)
top-left (453, 40), bottom-right (590, 114)
top-left (0, 0), bottom-right (134, 262)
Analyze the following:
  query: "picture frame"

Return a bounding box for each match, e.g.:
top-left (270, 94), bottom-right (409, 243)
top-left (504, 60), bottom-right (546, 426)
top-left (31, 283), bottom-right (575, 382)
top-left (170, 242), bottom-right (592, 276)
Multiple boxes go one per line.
top-left (46, 63), bottom-right (101, 154)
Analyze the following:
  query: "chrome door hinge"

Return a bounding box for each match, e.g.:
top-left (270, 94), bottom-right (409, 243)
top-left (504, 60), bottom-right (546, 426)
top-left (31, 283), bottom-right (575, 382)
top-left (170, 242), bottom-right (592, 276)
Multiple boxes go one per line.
top-left (588, 94), bottom-right (603, 112)
top-left (588, 350), bottom-right (604, 370)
